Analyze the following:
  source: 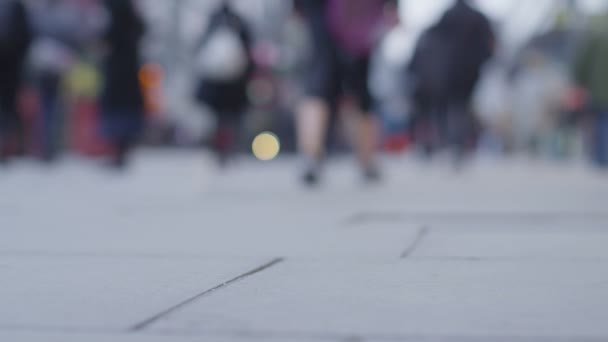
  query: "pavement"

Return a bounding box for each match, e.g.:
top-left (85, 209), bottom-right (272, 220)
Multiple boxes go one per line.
top-left (1, 150), bottom-right (608, 342)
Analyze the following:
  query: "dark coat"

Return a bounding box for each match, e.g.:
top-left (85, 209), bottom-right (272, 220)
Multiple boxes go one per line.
top-left (101, 0), bottom-right (145, 111)
top-left (0, 0), bottom-right (31, 120)
top-left (436, 0), bottom-right (494, 96)
top-left (409, 0), bottom-right (493, 103)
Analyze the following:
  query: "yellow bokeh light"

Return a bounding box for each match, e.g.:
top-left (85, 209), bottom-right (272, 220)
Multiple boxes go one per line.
top-left (252, 132), bottom-right (281, 161)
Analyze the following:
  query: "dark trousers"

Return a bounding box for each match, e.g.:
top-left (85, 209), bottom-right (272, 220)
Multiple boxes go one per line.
top-left (38, 73), bottom-right (61, 160)
top-left (0, 83), bottom-right (24, 157)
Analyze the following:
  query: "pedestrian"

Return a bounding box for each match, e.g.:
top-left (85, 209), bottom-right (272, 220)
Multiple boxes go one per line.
top-left (408, 23), bottom-right (454, 157)
top-left (194, 1), bottom-right (253, 167)
top-left (100, 0), bottom-right (145, 168)
top-left (294, 0), bottom-right (399, 185)
top-left (573, 14), bottom-right (608, 168)
top-left (0, 0), bottom-right (31, 164)
top-left (29, 0), bottom-right (82, 162)
top-left (409, 0), bottom-right (494, 161)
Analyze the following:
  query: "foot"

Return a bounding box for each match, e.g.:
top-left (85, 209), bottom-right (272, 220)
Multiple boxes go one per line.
top-left (302, 168), bottom-right (320, 186)
top-left (301, 158), bottom-right (321, 187)
top-left (0, 147), bottom-right (15, 166)
top-left (107, 151), bottom-right (128, 170)
top-left (362, 165), bottom-right (381, 184)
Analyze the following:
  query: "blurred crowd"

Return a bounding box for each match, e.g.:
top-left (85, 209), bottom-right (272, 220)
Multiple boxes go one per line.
top-left (1, 0), bottom-right (607, 179)
top-left (0, 0), bottom-right (145, 167)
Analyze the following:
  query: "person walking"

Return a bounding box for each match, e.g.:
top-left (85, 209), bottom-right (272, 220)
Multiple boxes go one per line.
top-left (195, 1), bottom-right (254, 167)
top-left (294, 0), bottom-right (399, 185)
top-left (100, 0), bottom-right (145, 168)
top-left (29, 0), bottom-right (82, 162)
top-left (409, 0), bottom-right (494, 161)
top-left (0, 0), bottom-right (32, 164)
top-left (573, 13), bottom-right (608, 168)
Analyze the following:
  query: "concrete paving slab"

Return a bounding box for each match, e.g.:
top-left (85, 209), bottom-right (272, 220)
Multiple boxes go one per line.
top-left (148, 260), bottom-right (608, 339)
top-left (0, 195), bottom-right (422, 260)
top-left (2, 154), bottom-right (608, 341)
top-left (0, 256), bottom-right (271, 330)
top-left (0, 220), bottom-right (421, 260)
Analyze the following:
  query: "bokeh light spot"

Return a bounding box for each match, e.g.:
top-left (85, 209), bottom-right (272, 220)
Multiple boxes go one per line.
top-left (252, 132), bottom-right (281, 161)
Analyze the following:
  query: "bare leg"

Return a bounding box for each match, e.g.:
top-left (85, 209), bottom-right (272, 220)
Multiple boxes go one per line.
top-left (356, 114), bottom-right (378, 171)
top-left (296, 97), bottom-right (330, 184)
top-left (342, 101), bottom-right (380, 180)
top-left (297, 97), bottom-right (330, 160)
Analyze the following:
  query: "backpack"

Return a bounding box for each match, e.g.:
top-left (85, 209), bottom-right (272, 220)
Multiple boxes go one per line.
top-left (196, 23), bottom-right (248, 82)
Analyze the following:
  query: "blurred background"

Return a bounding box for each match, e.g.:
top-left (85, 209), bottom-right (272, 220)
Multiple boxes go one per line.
top-left (1, 0), bottom-right (608, 172)
top-left (4, 3), bottom-right (608, 340)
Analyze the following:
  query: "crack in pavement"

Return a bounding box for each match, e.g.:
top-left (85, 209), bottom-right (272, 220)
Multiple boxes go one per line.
top-left (400, 226), bottom-right (431, 259)
top-left (129, 257), bottom-right (284, 332)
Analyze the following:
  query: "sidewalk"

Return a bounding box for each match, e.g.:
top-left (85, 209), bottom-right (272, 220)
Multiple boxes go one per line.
top-left (1, 151), bottom-right (607, 341)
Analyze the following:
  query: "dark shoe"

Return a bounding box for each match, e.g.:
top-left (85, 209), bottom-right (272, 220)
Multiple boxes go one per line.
top-left (302, 168), bottom-right (320, 186)
top-left (0, 144), bottom-right (11, 166)
top-left (301, 157), bottom-right (321, 187)
top-left (363, 166), bottom-right (381, 184)
top-left (107, 149), bottom-right (128, 170)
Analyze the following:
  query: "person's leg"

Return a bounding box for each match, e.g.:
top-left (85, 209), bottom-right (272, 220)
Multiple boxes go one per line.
top-left (296, 40), bottom-right (337, 184)
top-left (0, 112), bottom-right (7, 164)
top-left (296, 97), bottom-right (331, 162)
top-left (39, 74), bottom-right (61, 162)
top-left (103, 108), bottom-right (141, 170)
top-left (428, 96), bottom-right (447, 155)
top-left (595, 111), bottom-right (608, 168)
top-left (346, 56), bottom-right (380, 180)
top-left (213, 114), bottom-right (238, 167)
top-left (0, 94), bottom-right (9, 163)
top-left (0, 89), bottom-right (25, 162)
top-left (113, 139), bottom-right (130, 169)
top-left (411, 94), bottom-right (435, 158)
top-left (445, 86), bottom-right (475, 164)
top-left (296, 97), bottom-right (332, 184)
top-left (354, 108), bottom-right (379, 175)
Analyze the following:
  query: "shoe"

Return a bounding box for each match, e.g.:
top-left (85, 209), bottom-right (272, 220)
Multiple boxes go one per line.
top-left (301, 157), bottom-right (321, 186)
top-left (363, 166), bottom-right (381, 184)
top-left (107, 151), bottom-right (128, 170)
top-left (0, 145), bottom-right (10, 166)
top-left (302, 168), bottom-right (320, 186)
